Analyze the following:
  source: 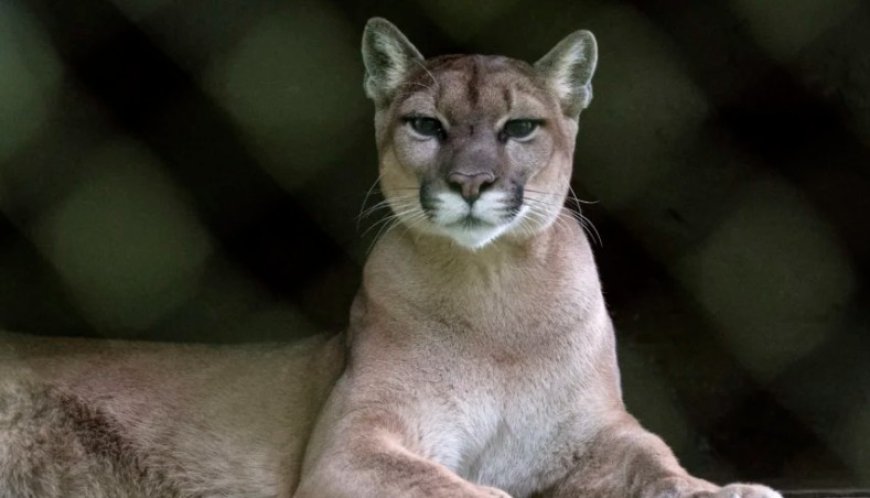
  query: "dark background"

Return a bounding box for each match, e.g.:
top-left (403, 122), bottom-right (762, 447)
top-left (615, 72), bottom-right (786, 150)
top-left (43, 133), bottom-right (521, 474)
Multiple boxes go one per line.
top-left (1, 0), bottom-right (868, 492)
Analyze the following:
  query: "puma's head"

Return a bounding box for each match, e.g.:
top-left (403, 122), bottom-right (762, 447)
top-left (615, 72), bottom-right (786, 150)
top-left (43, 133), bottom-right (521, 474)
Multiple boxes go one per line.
top-left (362, 18), bottom-right (597, 249)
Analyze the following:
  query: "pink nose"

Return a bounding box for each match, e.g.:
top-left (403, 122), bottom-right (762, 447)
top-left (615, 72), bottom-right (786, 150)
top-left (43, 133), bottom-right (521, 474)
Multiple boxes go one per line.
top-left (447, 172), bottom-right (496, 203)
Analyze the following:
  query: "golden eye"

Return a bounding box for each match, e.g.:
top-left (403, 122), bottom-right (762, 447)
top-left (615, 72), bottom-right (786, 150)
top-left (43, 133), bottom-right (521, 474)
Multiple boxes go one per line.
top-left (406, 117), bottom-right (445, 139)
top-left (500, 119), bottom-right (541, 141)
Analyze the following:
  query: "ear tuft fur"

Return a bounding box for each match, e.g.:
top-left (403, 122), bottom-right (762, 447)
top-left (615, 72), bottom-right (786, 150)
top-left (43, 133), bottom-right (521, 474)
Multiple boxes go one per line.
top-left (361, 18), bottom-right (424, 104)
top-left (534, 30), bottom-right (598, 117)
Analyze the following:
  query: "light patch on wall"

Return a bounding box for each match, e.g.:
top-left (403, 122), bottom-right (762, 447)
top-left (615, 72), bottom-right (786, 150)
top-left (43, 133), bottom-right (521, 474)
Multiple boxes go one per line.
top-left (0, 3), bottom-right (62, 163)
top-left (730, 0), bottom-right (860, 62)
top-left (572, 4), bottom-right (710, 209)
top-left (677, 177), bottom-right (855, 381)
top-left (204, 1), bottom-right (366, 191)
top-left (31, 141), bottom-right (212, 332)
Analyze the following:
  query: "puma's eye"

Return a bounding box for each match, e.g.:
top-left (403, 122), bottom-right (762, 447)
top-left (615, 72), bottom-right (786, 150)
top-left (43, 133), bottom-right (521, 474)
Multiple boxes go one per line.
top-left (501, 119), bottom-right (540, 141)
top-left (406, 117), bottom-right (445, 139)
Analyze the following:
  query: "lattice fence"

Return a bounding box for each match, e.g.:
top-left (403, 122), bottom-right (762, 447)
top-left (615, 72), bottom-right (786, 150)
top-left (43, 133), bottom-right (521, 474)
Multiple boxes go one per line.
top-left (1, 0), bottom-right (868, 492)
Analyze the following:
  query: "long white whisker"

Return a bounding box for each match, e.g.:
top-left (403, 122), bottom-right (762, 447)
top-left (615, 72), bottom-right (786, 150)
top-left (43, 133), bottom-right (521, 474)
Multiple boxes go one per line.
top-left (566, 185), bottom-right (602, 247)
top-left (567, 185), bottom-right (599, 205)
top-left (362, 200), bottom-right (427, 237)
top-left (360, 196), bottom-right (419, 233)
top-left (359, 195), bottom-right (416, 221)
top-left (524, 192), bottom-right (603, 247)
top-left (356, 173), bottom-right (386, 230)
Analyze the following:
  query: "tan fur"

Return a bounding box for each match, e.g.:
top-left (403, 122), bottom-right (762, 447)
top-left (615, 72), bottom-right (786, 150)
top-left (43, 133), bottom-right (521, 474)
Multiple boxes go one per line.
top-left (295, 18), bottom-right (783, 498)
top-left (0, 331), bottom-right (343, 497)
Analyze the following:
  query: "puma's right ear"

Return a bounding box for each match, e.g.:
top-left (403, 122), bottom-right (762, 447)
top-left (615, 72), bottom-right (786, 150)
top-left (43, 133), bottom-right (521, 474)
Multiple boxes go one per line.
top-left (535, 30), bottom-right (598, 118)
top-left (362, 18), bottom-right (424, 104)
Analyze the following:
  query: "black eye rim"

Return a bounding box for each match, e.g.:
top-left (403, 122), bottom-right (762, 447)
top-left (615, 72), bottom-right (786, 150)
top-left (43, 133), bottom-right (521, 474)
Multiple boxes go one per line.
top-left (403, 116), bottom-right (445, 139)
top-left (501, 119), bottom-right (543, 141)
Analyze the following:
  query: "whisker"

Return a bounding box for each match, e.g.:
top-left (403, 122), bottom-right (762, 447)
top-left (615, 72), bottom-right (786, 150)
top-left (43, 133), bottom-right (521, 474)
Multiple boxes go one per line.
top-left (395, 212), bottom-right (428, 241)
top-left (567, 185), bottom-right (599, 205)
top-left (523, 188), bottom-right (564, 197)
top-left (578, 212), bottom-right (603, 247)
top-left (523, 191), bottom-right (603, 247)
top-left (565, 185), bottom-right (603, 245)
top-left (359, 194), bottom-right (416, 220)
top-left (523, 187), bottom-right (598, 205)
top-left (356, 174), bottom-right (385, 230)
top-left (358, 199), bottom-right (392, 222)
top-left (367, 218), bottom-right (397, 255)
top-left (366, 209), bottom-right (426, 255)
top-left (361, 202), bottom-right (424, 238)
top-left (358, 195), bottom-right (417, 221)
top-left (557, 209), bottom-right (603, 248)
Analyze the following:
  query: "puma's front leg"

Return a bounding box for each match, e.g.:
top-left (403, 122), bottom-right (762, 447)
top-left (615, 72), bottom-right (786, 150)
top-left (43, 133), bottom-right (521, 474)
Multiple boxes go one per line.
top-left (296, 388), bottom-right (509, 498)
top-left (546, 414), bottom-right (782, 498)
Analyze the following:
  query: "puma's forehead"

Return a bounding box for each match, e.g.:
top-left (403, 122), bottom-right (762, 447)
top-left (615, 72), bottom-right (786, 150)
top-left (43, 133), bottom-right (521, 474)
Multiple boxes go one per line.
top-left (394, 55), bottom-right (557, 122)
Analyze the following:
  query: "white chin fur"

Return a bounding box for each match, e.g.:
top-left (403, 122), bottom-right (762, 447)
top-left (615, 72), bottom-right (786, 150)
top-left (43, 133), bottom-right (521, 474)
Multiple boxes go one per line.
top-left (438, 204), bottom-right (531, 250)
top-left (440, 224), bottom-right (510, 250)
top-left (427, 191), bottom-right (508, 249)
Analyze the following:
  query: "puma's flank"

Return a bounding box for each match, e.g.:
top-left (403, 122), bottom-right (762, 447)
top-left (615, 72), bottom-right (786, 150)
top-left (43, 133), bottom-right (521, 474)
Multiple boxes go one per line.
top-left (295, 18), bottom-right (783, 498)
top-left (0, 332), bottom-right (343, 497)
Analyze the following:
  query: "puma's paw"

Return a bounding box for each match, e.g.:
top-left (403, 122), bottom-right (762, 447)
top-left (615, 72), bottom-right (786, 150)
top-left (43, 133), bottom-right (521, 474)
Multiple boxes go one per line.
top-left (650, 477), bottom-right (782, 498)
top-left (707, 483), bottom-right (783, 498)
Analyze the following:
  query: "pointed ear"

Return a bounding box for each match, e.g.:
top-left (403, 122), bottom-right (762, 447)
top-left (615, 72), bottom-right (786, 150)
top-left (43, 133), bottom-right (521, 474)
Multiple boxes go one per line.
top-left (535, 30), bottom-right (598, 117)
top-left (361, 18), bottom-right (424, 104)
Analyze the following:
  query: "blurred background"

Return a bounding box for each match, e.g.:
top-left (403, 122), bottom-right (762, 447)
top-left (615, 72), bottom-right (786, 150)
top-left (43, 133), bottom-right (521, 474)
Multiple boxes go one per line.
top-left (1, 0), bottom-right (868, 492)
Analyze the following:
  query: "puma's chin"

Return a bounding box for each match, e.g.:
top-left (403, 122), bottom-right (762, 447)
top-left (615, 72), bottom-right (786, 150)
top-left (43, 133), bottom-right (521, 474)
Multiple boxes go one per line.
top-left (438, 220), bottom-right (510, 250)
top-left (434, 205), bottom-right (531, 249)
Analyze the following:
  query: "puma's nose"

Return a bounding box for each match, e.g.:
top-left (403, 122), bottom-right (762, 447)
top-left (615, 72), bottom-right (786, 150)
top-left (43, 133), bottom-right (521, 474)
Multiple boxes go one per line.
top-left (447, 172), bottom-right (496, 204)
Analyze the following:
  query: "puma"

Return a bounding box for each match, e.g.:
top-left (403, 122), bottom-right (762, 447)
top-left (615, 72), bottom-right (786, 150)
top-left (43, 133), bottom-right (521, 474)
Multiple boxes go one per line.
top-left (295, 18), bottom-right (783, 498)
top-left (0, 17), bottom-right (783, 498)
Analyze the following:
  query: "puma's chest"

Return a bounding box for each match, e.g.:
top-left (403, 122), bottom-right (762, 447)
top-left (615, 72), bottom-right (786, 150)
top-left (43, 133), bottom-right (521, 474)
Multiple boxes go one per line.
top-left (412, 339), bottom-right (602, 497)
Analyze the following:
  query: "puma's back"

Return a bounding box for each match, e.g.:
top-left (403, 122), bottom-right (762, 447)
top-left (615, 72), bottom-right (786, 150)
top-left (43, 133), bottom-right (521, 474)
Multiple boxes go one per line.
top-left (0, 332), bottom-right (343, 498)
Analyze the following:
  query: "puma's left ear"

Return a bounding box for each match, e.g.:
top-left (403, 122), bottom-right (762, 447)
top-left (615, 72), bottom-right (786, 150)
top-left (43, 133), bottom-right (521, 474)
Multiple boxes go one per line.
top-left (534, 30), bottom-right (598, 117)
top-left (362, 18), bottom-right (424, 105)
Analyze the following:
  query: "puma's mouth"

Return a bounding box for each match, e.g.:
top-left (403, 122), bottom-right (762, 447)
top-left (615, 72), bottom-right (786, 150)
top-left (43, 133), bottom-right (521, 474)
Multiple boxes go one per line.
top-left (416, 190), bottom-right (528, 249)
top-left (446, 215), bottom-right (495, 230)
top-left (429, 195), bottom-right (516, 227)
top-left (406, 182), bottom-right (532, 248)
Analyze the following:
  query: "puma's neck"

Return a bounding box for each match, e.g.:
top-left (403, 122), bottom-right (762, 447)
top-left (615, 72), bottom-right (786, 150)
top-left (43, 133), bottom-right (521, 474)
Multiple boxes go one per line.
top-left (369, 215), bottom-right (568, 288)
top-left (355, 213), bottom-right (603, 342)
